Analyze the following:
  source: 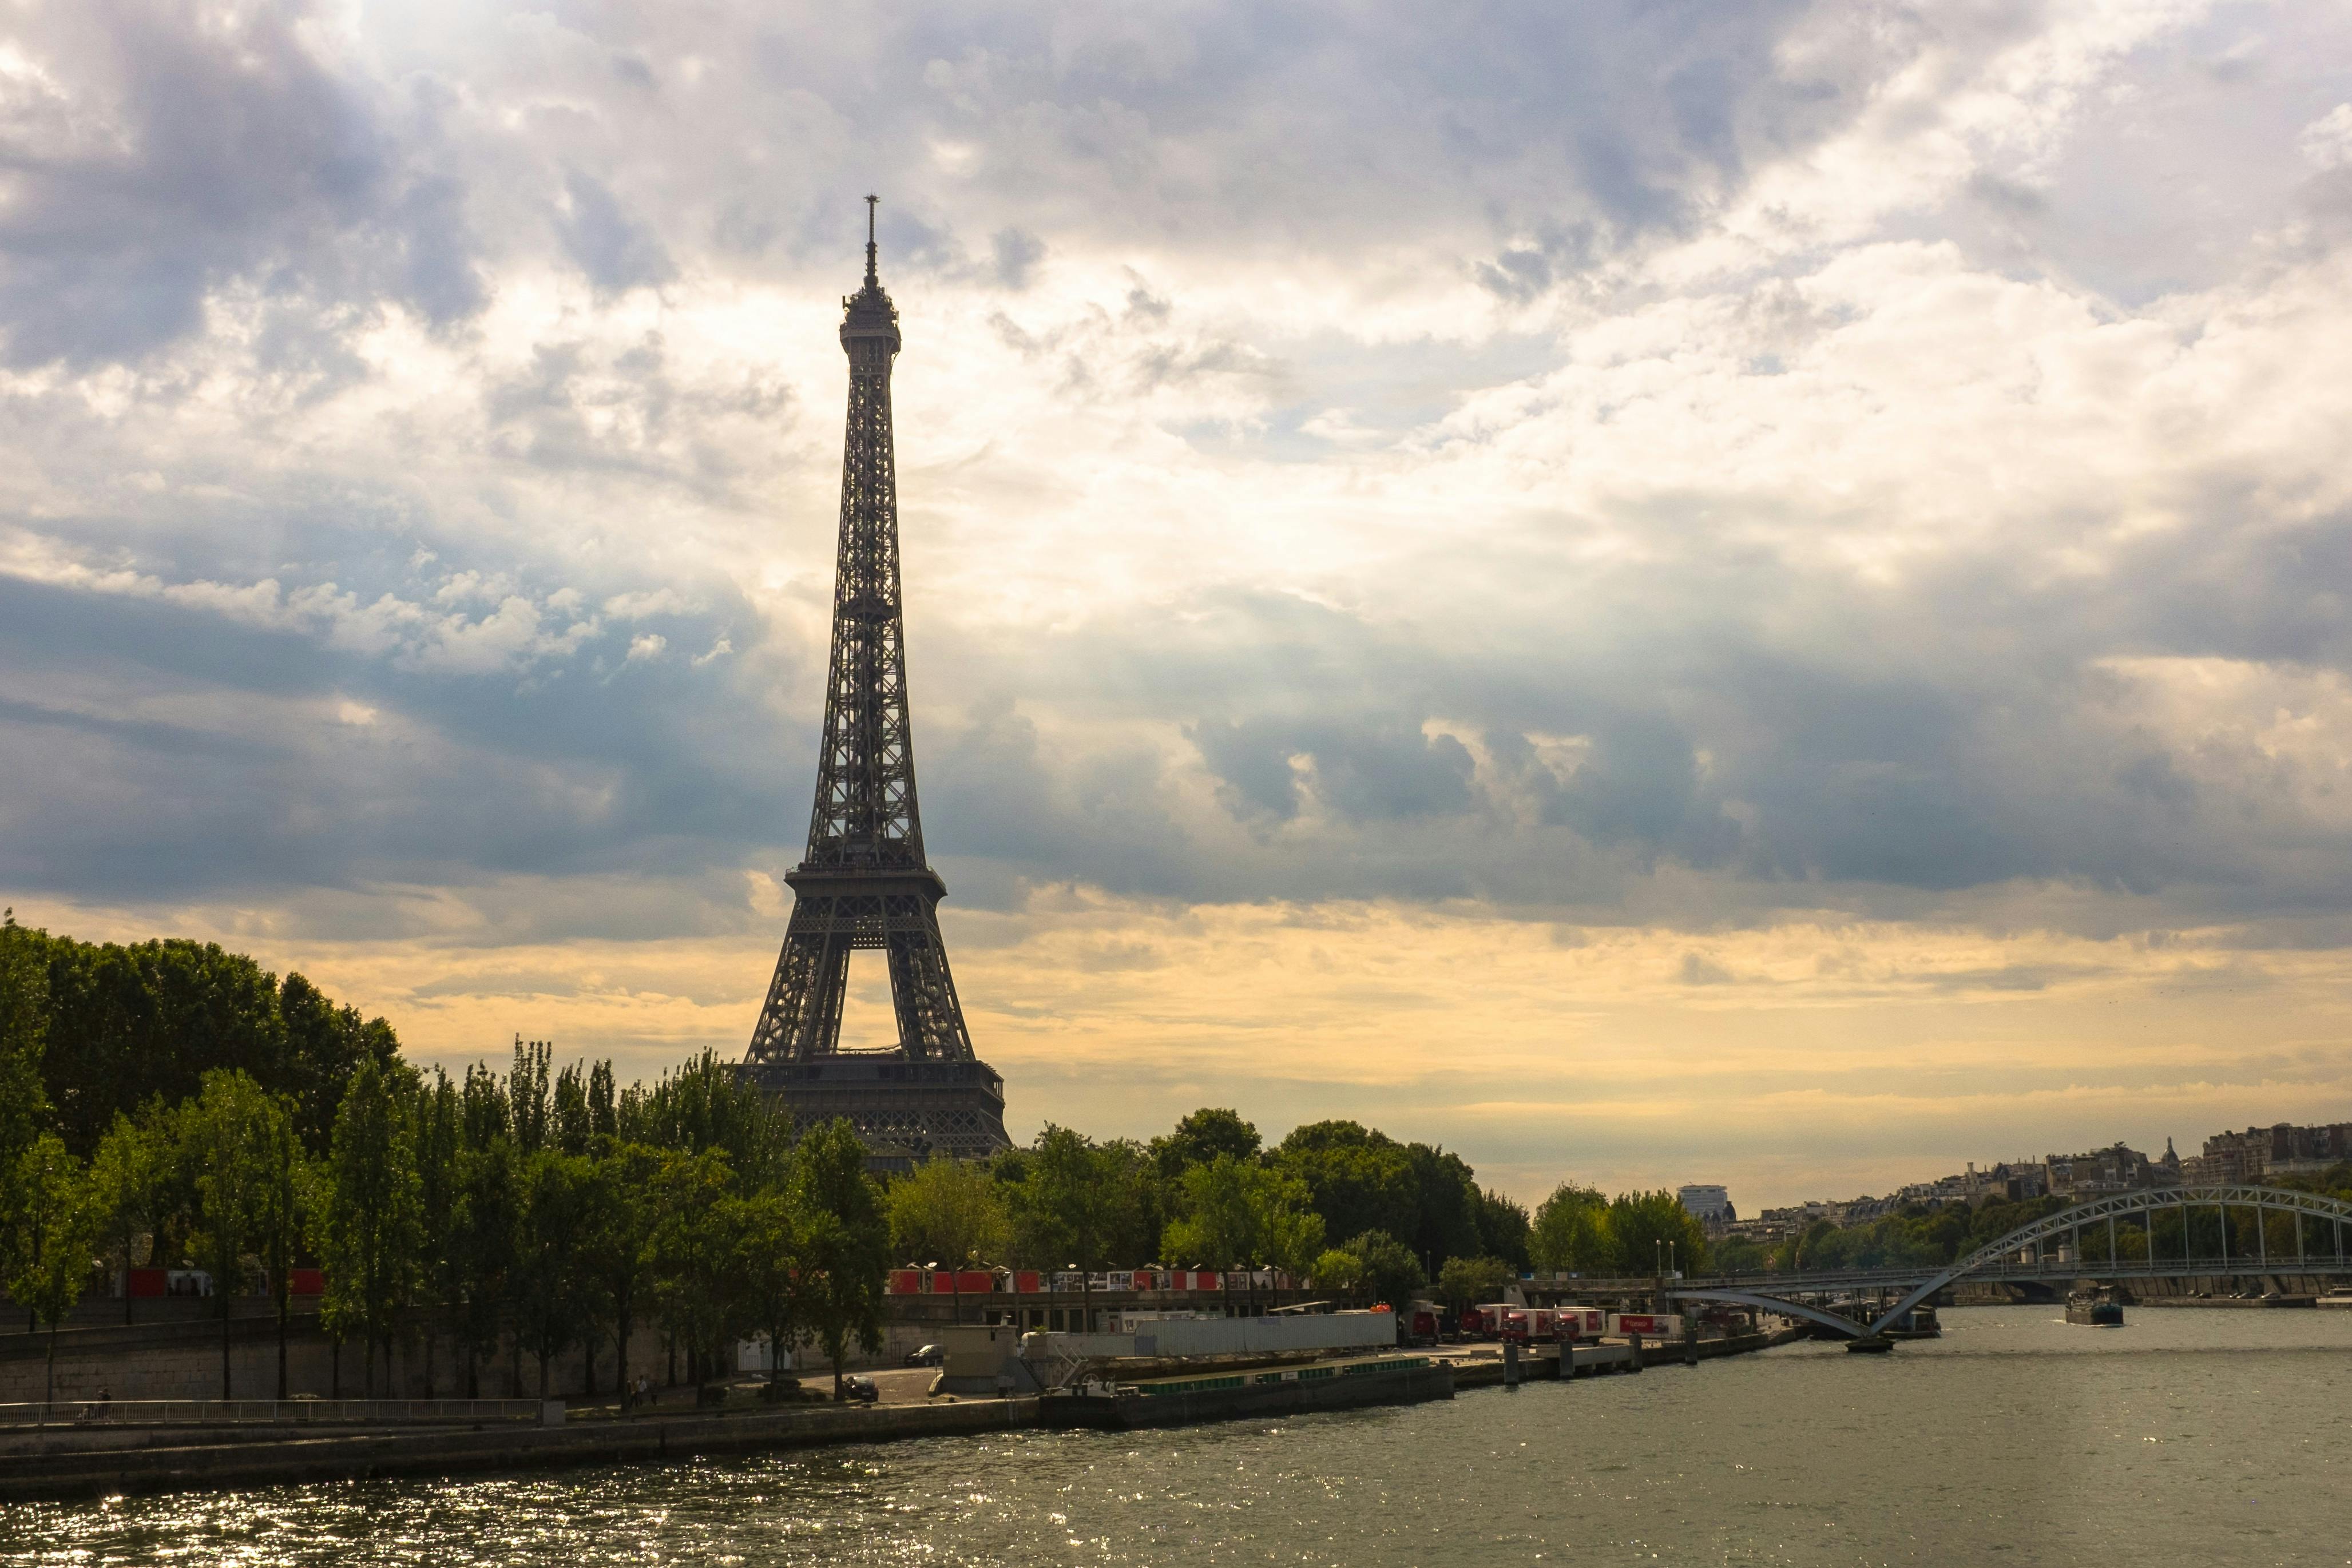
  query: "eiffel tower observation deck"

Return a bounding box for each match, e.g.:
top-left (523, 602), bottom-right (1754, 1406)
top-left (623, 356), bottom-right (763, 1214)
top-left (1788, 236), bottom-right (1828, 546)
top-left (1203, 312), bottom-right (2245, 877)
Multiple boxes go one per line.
top-left (740, 199), bottom-right (1012, 1166)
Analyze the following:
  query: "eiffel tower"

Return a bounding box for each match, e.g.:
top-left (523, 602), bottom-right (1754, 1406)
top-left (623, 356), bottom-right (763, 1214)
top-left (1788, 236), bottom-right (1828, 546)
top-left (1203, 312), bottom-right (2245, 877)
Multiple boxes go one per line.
top-left (740, 199), bottom-right (1011, 1165)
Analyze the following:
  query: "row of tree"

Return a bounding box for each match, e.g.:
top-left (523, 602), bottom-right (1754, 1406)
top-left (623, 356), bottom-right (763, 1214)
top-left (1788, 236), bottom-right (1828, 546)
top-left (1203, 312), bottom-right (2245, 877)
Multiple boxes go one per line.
top-left (2, 916), bottom-right (1723, 1406)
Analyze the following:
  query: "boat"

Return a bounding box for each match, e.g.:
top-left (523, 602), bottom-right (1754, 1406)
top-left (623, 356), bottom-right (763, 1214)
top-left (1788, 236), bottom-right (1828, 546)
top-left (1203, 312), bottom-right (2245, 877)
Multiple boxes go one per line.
top-left (2065, 1290), bottom-right (2124, 1327)
top-left (1040, 1352), bottom-right (1453, 1430)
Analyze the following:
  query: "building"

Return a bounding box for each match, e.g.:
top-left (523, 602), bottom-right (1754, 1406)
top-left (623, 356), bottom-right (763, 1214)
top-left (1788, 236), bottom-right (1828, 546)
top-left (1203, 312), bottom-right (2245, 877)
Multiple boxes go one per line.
top-left (1677, 1185), bottom-right (1734, 1232)
top-left (737, 205), bottom-right (1012, 1168)
top-left (2188, 1124), bottom-right (2352, 1184)
top-left (2042, 1142), bottom-right (2161, 1198)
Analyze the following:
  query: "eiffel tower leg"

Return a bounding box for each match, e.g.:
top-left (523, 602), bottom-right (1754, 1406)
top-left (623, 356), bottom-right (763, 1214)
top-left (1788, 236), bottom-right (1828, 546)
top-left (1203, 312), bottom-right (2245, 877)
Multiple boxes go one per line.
top-left (748, 898), bottom-right (854, 1062)
top-left (883, 894), bottom-right (974, 1061)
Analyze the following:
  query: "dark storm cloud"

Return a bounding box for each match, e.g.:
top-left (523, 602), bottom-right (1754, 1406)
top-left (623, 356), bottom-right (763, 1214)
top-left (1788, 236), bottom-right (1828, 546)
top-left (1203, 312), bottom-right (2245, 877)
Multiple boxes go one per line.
top-left (0, 561), bottom-right (807, 914)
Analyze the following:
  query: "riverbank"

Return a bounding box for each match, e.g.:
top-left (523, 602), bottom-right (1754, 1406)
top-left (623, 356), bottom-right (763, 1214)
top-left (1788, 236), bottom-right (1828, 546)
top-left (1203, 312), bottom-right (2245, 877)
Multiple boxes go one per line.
top-left (0, 1395), bottom-right (1041, 1504)
top-left (0, 1329), bottom-right (1806, 1503)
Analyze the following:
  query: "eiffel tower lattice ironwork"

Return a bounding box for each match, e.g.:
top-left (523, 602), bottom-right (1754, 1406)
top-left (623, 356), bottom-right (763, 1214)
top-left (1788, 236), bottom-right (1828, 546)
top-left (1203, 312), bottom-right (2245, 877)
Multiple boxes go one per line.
top-left (740, 198), bottom-right (1010, 1165)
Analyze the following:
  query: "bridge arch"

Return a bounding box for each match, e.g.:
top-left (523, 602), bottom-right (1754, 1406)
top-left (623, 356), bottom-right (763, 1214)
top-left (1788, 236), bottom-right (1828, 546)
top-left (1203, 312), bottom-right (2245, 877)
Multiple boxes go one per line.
top-left (1672, 1185), bottom-right (2352, 1342)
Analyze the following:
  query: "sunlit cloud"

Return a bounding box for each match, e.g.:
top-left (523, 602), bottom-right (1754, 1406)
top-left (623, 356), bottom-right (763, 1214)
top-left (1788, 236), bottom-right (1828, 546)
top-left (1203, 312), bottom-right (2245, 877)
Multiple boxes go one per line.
top-left (5, 0), bottom-right (2351, 1206)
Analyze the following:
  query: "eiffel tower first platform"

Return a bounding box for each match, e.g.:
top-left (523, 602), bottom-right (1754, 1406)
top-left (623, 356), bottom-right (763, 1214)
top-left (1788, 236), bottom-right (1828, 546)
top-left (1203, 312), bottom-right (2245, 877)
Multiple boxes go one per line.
top-left (739, 200), bottom-right (1012, 1166)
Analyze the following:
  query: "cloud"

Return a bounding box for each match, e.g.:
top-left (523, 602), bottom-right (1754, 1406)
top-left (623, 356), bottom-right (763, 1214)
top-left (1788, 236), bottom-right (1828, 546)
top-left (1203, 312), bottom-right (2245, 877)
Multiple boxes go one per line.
top-left (5, 0), bottom-right (2352, 1194)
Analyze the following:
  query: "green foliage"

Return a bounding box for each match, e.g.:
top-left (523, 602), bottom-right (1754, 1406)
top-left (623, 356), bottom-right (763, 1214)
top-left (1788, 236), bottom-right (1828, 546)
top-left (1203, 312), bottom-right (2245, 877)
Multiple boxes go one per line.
top-left (732, 1183), bottom-right (812, 1386)
top-left (1161, 1153), bottom-right (1325, 1280)
top-left (1272, 1121), bottom-right (1418, 1256)
top-left (3, 1133), bottom-right (95, 1333)
top-left (1266, 1120), bottom-right (1500, 1277)
top-left (9, 919), bottom-right (397, 1158)
top-left (86, 1111), bottom-right (166, 1299)
top-left (1711, 1233), bottom-right (1770, 1273)
top-left (0, 912), bottom-right (51, 1175)
top-left (512, 1149), bottom-right (605, 1393)
top-left (792, 1120), bottom-right (891, 1398)
top-left (582, 1140), bottom-right (664, 1398)
top-left (1311, 1247), bottom-right (1362, 1293)
top-left (1474, 1188), bottom-right (1532, 1271)
top-left (276, 973), bottom-right (400, 1155)
top-left (1435, 1253), bottom-right (1512, 1312)
top-left (1606, 1190), bottom-right (1709, 1276)
top-left (177, 1070), bottom-right (296, 1394)
top-left (316, 1059), bottom-right (422, 1391)
top-left (1529, 1183), bottom-right (1610, 1273)
top-left (1004, 1125), bottom-right (1148, 1274)
top-left (1338, 1228), bottom-right (1424, 1310)
top-left (1149, 1107), bottom-right (1262, 1184)
top-left (645, 1147), bottom-right (745, 1385)
top-left (3, 1131), bottom-right (97, 1400)
top-left (619, 1049), bottom-right (788, 1186)
top-left (886, 1154), bottom-right (1012, 1267)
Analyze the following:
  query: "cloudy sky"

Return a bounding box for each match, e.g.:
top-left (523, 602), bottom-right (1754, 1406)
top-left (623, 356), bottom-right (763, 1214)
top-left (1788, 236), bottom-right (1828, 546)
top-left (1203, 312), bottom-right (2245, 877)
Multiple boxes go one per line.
top-left (5, 0), bottom-right (2351, 1207)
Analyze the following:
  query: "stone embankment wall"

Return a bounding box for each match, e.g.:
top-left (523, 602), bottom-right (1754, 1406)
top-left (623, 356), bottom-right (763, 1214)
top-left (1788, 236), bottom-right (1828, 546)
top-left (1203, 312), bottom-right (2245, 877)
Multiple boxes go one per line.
top-left (2, 1315), bottom-right (672, 1404)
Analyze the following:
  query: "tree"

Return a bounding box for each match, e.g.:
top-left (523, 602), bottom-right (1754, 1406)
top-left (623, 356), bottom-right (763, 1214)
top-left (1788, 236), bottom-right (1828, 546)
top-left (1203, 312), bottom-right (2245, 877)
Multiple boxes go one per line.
top-left (1161, 1153), bottom-right (1322, 1313)
top-left (411, 1070), bottom-right (465, 1397)
top-left (451, 1105), bottom-right (518, 1398)
top-left (36, 936), bottom-right (288, 1157)
top-left (1343, 1229), bottom-right (1424, 1312)
top-left (733, 1184), bottom-right (811, 1389)
top-left (1311, 1247), bottom-right (1362, 1297)
top-left (513, 1148), bottom-right (602, 1396)
top-left (1272, 1121), bottom-right (1419, 1252)
top-left (1150, 1107), bottom-right (1261, 1184)
top-left (249, 1095), bottom-right (308, 1399)
top-left (1607, 1190), bottom-right (1707, 1276)
top-left (0, 911), bottom-right (50, 1178)
top-left (316, 1059), bottom-right (422, 1398)
top-left (646, 1148), bottom-right (744, 1390)
top-left (87, 1110), bottom-right (166, 1326)
top-left (4, 1134), bottom-right (96, 1405)
top-left (179, 1070), bottom-right (288, 1399)
top-left (1474, 1188), bottom-right (1532, 1270)
top-left (1008, 1125), bottom-right (1141, 1331)
top-left (584, 1141), bottom-right (664, 1404)
top-left (1436, 1254), bottom-right (1511, 1315)
top-left (793, 1120), bottom-right (891, 1399)
top-left (276, 972), bottom-right (399, 1155)
top-left (1529, 1184), bottom-right (1612, 1275)
top-left (620, 1049), bottom-right (788, 1185)
top-left (887, 1154), bottom-right (1012, 1299)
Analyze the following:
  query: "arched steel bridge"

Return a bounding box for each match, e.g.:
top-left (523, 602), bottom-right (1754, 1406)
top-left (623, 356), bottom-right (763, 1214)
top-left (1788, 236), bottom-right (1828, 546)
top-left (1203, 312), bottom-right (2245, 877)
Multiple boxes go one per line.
top-left (1656, 1185), bottom-right (2352, 1343)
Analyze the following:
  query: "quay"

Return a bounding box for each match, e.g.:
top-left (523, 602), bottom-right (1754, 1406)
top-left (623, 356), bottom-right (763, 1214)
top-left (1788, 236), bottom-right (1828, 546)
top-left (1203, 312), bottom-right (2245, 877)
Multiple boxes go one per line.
top-left (0, 1327), bottom-right (1802, 1503)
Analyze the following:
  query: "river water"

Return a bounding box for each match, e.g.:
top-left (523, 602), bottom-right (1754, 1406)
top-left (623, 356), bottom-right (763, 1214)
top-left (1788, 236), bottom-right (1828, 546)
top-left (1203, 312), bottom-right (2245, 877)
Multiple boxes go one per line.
top-left (8, 1305), bottom-right (2349, 1566)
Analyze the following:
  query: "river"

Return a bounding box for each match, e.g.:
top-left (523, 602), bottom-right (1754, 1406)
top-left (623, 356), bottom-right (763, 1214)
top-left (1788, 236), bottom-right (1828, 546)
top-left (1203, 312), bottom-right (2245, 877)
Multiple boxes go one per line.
top-left (7, 1305), bottom-right (2349, 1566)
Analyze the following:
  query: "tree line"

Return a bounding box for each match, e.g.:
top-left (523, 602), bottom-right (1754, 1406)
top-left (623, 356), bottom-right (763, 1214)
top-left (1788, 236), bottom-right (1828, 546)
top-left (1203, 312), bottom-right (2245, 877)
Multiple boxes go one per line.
top-left (881, 1105), bottom-right (1545, 1324)
top-left (2, 916), bottom-right (1722, 1405)
top-left (0, 914), bottom-right (893, 1404)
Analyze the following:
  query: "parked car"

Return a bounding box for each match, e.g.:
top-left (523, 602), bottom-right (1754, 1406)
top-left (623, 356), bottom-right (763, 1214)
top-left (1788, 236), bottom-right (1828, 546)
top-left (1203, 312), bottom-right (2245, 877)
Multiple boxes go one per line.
top-left (905, 1344), bottom-right (943, 1367)
top-left (842, 1375), bottom-right (880, 1404)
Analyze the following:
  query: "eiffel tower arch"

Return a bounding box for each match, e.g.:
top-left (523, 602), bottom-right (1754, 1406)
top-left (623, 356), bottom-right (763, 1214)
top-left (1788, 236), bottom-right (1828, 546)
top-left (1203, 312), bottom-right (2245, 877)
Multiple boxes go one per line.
top-left (739, 199), bottom-right (1012, 1168)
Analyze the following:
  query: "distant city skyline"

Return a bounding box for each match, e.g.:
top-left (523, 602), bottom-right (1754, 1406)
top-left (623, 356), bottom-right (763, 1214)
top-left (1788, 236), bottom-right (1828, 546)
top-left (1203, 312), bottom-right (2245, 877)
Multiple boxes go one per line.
top-left (6, 3), bottom-right (2352, 1211)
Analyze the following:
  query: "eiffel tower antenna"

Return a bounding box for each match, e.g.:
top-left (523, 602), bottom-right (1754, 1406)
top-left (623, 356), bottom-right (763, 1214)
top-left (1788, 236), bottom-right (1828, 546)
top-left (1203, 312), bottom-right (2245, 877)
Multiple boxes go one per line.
top-left (741, 199), bottom-right (1010, 1166)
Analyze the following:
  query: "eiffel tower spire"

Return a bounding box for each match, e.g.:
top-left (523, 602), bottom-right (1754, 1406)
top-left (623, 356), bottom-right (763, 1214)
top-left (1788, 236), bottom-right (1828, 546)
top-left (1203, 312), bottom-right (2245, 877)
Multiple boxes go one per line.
top-left (742, 200), bottom-right (1010, 1164)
